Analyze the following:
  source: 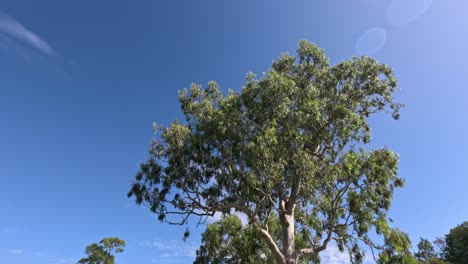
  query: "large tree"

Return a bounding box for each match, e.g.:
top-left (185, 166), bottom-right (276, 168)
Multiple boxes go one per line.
top-left (77, 237), bottom-right (125, 264)
top-left (129, 40), bottom-right (411, 263)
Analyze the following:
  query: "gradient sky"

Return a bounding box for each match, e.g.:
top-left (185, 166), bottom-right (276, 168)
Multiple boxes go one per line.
top-left (1, 1), bottom-right (467, 263)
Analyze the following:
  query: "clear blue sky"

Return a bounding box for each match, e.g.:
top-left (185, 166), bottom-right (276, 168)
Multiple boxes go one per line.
top-left (1, 0), bottom-right (467, 263)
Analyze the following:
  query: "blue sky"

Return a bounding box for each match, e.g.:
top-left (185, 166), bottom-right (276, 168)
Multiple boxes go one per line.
top-left (1, 0), bottom-right (467, 263)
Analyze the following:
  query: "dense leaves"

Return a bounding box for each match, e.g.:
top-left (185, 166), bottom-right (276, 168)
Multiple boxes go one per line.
top-left (129, 40), bottom-right (408, 263)
top-left (77, 237), bottom-right (125, 264)
top-left (445, 221), bottom-right (468, 264)
top-left (194, 215), bottom-right (268, 264)
top-left (194, 215), bottom-right (313, 264)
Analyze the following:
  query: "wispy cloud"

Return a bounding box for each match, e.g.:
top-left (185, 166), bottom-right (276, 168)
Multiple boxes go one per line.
top-left (32, 251), bottom-right (45, 257)
top-left (319, 242), bottom-right (374, 264)
top-left (140, 238), bottom-right (199, 260)
top-left (0, 10), bottom-right (75, 76)
top-left (8, 249), bottom-right (24, 255)
top-left (0, 10), bottom-right (56, 56)
top-left (319, 244), bottom-right (350, 264)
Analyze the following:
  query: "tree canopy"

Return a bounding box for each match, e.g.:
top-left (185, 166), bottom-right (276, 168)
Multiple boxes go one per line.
top-left (77, 237), bottom-right (125, 264)
top-left (128, 40), bottom-right (410, 263)
top-left (445, 221), bottom-right (468, 264)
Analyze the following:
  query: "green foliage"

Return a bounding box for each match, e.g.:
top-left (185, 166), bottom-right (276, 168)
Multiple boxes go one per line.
top-left (415, 238), bottom-right (437, 262)
top-left (445, 221), bottom-right (468, 264)
top-left (425, 258), bottom-right (449, 264)
top-left (77, 237), bottom-right (125, 264)
top-left (194, 215), bottom-right (265, 264)
top-left (194, 215), bottom-right (312, 264)
top-left (378, 230), bottom-right (416, 264)
top-left (129, 40), bottom-right (407, 263)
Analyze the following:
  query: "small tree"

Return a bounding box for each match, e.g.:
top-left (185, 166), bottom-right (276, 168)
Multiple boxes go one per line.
top-left (77, 237), bottom-right (125, 264)
top-left (129, 40), bottom-right (410, 263)
top-left (415, 238), bottom-right (437, 262)
top-left (433, 237), bottom-right (447, 260)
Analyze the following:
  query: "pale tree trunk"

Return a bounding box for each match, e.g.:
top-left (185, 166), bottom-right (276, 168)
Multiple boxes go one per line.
top-left (258, 210), bottom-right (299, 264)
top-left (280, 211), bottom-right (296, 264)
top-left (259, 196), bottom-right (302, 264)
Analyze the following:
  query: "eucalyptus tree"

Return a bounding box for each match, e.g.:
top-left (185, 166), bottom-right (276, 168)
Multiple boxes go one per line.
top-left (129, 40), bottom-right (412, 263)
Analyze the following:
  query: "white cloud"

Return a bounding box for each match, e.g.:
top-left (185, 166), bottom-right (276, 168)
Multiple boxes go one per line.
top-left (140, 238), bottom-right (199, 260)
top-left (319, 242), bottom-right (375, 264)
top-left (0, 10), bottom-right (56, 56)
top-left (8, 249), bottom-right (24, 255)
top-left (319, 244), bottom-right (350, 264)
top-left (235, 211), bottom-right (249, 226)
top-left (206, 210), bottom-right (249, 226)
top-left (206, 211), bottom-right (223, 223)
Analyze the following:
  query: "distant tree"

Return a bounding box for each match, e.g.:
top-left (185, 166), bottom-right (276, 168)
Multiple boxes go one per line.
top-left (433, 237), bottom-right (447, 260)
top-left (77, 237), bottom-right (125, 264)
top-left (129, 40), bottom-right (410, 263)
top-left (445, 221), bottom-right (468, 264)
top-left (415, 238), bottom-right (436, 262)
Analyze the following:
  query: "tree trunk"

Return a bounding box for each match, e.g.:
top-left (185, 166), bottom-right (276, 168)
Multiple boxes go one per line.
top-left (280, 211), bottom-right (296, 264)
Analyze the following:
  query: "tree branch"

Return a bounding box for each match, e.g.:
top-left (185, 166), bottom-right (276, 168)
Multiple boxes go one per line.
top-left (259, 227), bottom-right (285, 264)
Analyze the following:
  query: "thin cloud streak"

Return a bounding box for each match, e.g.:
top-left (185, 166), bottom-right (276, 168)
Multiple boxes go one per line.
top-left (8, 249), bottom-right (24, 255)
top-left (140, 238), bottom-right (199, 259)
top-left (0, 10), bottom-right (56, 56)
